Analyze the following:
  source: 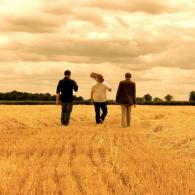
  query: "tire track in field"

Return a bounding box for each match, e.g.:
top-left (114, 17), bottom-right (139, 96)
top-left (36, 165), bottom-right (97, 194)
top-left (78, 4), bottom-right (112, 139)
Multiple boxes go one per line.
top-left (107, 131), bottom-right (133, 192)
top-left (88, 130), bottom-right (131, 194)
top-left (53, 168), bottom-right (63, 195)
top-left (116, 132), bottom-right (161, 188)
top-left (109, 132), bottom-right (153, 192)
top-left (88, 132), bottom-right (99, 167)
top-left (88, 131), bottom-right (117, 194)
top-left (41, 129), bottom-right (80, 195)
top-left (68, 131), bottom-right (87, 195)
top-left (50, 129), bottom-right (81, 195)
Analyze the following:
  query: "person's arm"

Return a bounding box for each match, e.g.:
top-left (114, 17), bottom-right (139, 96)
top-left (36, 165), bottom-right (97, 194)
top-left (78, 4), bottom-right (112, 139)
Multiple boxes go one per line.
top-left (56, 93), bottom-right (61, 105)
top-left (105, 83), bottom-right (112, 92)
top-left (56, 81), bottom-right (61, 105)
top-left (116, 82), bottom-right (121, 103)
top-left (90, 86), bottom-right (94, 104)
top-left (132, 83), bottom-right (136, 108)
top-left (73, 81), bottom-right (78, 92)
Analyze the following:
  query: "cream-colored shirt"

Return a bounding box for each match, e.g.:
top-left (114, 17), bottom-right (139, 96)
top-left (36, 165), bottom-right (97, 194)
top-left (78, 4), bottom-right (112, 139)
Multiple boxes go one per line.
top-left (92, 82), bottom-right (111, 102)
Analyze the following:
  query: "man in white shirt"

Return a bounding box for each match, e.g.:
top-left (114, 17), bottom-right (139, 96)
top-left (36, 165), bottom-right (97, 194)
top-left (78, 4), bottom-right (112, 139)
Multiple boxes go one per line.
top-left (91, 75), bottom-right (112, 124)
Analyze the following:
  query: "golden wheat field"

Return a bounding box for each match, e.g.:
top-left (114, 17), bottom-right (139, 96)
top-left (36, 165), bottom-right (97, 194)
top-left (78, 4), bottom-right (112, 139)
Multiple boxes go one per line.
top-left (0, 105), bottom-right (195, 195)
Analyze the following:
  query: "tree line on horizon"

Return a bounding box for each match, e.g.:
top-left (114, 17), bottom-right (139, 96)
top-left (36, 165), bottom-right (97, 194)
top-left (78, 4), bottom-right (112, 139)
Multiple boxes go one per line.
top-left (0, 90), bottom-right (195, 105)
top-left (136, 91), bottom-right (195, 103)
top-left (0, 91), bottom-right (84, 102)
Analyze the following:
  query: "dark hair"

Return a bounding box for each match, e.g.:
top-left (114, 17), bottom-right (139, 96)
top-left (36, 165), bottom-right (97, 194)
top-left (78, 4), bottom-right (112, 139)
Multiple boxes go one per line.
top-left (64, 70), bottom-right (71, 76)
top-left (125, 72), bottom-right (131, 78)
top-left (98, 75), bottom-right (104, 83)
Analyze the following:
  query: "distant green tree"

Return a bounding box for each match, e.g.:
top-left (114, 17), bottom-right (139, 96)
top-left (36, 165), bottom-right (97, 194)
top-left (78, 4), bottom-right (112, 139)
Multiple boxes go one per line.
top-left (164, 94), bottom-right (173, 102)
top-left (136, 97), bottom-right (144, 104)
top-left (5, 91), bottom-right (18, 100)
top-left (153, 97), bottom-right (163, 102)
top-left (143, 94), bottom-right (152, 102)
top-left (51, 95), bottom-right (56, 101)
top-left (0, 92), bottom-right (4, 100)
top-left (73, 95), bottom-right (84, 101)
top-left (189, 91), bottom-right (195, 101)
top-left (77, 96), bottom-right (84, 101)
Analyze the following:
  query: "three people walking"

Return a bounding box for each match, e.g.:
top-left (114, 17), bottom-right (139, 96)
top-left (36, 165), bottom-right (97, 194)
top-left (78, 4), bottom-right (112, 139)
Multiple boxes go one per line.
top-left (56, 70), bottom-right (136, 128)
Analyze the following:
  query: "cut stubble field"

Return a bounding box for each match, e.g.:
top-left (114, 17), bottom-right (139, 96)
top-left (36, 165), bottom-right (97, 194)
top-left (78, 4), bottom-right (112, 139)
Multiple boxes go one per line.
top-left (0, 105), bottom-right (195, 195)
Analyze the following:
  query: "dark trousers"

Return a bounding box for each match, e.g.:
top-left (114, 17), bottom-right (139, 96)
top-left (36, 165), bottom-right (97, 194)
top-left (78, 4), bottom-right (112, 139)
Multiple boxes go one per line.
top-left (94, 102), bottom-right (108, 124)
top-left (61, 103), bottom-right (73, 126)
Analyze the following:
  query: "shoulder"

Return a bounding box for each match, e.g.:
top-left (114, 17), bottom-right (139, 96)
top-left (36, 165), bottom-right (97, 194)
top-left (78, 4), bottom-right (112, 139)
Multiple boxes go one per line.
top-left (58, 79), bottom-right (63, 84)
top-left (70, 79), bottom-right (77, 84)
top-left (119, 80), bottom-right (126, 85)
top-left (93, 82), bottom-right (98, 87)
top-left (130, 81), bottom-right (136, 85)
top-left (103, 81), bottom-right (109, 86)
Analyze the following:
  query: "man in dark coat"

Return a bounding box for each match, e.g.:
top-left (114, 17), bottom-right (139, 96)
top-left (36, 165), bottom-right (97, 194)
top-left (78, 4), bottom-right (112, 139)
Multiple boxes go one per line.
top-left (56, 70), bottom-right (78, 126)
top-left (116, 73), bottom-right (136, 128)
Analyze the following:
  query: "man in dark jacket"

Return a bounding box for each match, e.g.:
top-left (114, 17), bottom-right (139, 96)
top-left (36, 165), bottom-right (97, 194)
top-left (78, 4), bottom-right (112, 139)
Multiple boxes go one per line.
top-left (56, 70), bottom-right (78, 126)
top-left (116, 72), bottom-right (136, 128)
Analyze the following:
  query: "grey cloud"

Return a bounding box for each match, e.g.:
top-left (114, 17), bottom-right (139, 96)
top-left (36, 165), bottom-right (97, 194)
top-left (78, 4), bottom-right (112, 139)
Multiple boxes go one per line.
top-left (42, 1), bottom-right (105, 27)
top-left (0, 13), bottom-right (65, 33)
top-left (1, 32), bottom-right (195, 70)
top-left (151, 43), bottom-right (195, 69)
top-left (86, 0), bottom-right (183, 14)
top-left (41, 1), bottom-right (73, 15)
top-left (115, 17), bottom-right (129, 28)
top-left (73, 10), bottom-right (105, 27)
top-left (0, 37), bottom-right (171, 68)
top-left (0, 9), bottom-right (105, 34)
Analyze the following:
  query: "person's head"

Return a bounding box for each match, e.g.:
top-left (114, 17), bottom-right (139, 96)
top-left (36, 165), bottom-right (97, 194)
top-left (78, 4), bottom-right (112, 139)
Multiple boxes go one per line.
top-left (125, 72), bottom-right (131, 80)
top-left (98, 75), bottom-right (104, 83)
top-left (64, 70), bottom-right (71, 77)
top-left (95, 75), bottom-right (104, 83)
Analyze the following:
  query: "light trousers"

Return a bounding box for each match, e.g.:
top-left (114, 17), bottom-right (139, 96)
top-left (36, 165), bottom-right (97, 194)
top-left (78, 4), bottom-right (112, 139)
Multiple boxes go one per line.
top-left (121, 105), bottom-right (132, 128)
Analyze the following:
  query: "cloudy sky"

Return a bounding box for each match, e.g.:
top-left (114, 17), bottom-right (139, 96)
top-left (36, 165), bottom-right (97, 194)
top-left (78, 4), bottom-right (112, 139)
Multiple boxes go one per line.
top-left (0, 0), bottom-right (195, 100)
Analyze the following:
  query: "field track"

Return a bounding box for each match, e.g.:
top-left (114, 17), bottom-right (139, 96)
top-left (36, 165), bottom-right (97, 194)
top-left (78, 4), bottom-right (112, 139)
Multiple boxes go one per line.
top-left (0, 105), bottom-right (195, 195)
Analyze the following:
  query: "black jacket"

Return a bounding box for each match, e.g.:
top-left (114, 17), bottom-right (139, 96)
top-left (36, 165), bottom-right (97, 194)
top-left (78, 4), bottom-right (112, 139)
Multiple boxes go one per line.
top-left (116, 79), bottom-right (136, 105)
top-left (56, 77), bottom-right (78, 103)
